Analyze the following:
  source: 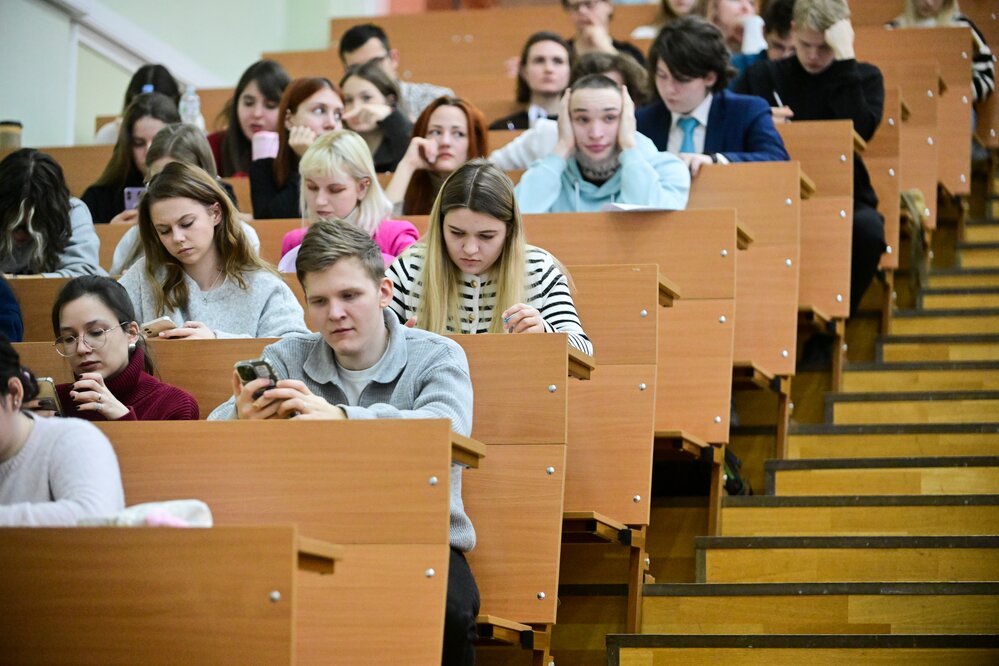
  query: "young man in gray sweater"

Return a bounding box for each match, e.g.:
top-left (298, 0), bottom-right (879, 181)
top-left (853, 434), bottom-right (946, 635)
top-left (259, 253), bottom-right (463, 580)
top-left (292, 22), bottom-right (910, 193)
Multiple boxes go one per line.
top-left (208, 219), bottom-right (478, 665)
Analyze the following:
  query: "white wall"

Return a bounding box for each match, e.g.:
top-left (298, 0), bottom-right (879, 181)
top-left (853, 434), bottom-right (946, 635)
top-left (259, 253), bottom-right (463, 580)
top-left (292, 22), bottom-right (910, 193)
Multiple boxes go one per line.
top-left (0, 0), bottom-right (387, 147)
top-left (0, 0), bottom-right (76, 146)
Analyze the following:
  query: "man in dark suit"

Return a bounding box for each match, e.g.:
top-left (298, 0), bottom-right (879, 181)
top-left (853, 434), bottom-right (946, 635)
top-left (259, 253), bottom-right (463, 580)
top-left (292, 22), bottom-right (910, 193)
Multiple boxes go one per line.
top-left (636, 16), bottom-right (789, 178)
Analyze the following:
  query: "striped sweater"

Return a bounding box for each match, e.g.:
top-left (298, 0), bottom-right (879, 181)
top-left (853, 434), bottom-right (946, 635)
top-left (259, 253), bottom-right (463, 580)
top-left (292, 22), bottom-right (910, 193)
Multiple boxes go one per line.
top-left (387, 245), bottom-right (594, 356)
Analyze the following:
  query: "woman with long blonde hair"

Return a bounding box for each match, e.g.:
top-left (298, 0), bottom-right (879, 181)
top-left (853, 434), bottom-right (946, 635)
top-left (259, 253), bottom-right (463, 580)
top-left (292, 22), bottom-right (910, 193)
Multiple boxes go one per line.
top-left (387, 158), bottom-right (592, 355)
top-left (119, 162), bottom-right (309, 339)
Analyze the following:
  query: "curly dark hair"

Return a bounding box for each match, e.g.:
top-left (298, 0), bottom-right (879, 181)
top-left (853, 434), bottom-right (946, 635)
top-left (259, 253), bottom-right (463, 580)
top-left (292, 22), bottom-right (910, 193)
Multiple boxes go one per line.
top-left (0, 149), bottom-right (72, 274)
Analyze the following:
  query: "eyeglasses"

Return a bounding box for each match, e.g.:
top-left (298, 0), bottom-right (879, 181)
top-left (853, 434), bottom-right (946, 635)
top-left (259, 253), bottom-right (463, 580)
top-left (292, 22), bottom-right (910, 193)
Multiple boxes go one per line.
top-left (566, 0), bottom-right (603, 12)
top-left (54, 323), bottom-right (126, 357)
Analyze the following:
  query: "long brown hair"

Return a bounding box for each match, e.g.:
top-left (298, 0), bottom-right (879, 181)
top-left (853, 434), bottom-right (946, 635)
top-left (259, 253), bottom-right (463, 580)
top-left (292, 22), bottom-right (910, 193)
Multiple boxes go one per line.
top-left (403, 97), bottom-right (488, 215)
top-left (220, 60), bottom-right (290, 176)
top-left (137, 162), bottom-right (276, 314)
top-left (273, 77), bottom-right (341, 189)
top-left (92, 92), bottom-right (180, 190)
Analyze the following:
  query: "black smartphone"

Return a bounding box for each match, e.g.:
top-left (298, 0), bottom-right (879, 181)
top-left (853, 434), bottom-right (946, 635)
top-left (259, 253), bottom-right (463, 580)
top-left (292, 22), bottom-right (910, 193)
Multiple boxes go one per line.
top-left (234, 357), bottom-right (278, 399)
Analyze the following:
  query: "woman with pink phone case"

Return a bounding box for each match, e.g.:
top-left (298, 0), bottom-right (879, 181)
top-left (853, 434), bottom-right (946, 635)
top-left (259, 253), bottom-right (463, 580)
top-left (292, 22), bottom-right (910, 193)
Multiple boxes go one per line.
top-left (82, 92), bottom-right (180, 225)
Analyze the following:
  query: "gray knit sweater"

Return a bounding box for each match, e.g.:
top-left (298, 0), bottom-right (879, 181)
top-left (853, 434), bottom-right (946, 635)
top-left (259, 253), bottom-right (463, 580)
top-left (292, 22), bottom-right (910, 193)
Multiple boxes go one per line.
top-left (208, 309), bottom-right (477, 551)
top-left (0, 414), bottom-right (125, 526)
top-left (118, 258), bottom-right (310, 339)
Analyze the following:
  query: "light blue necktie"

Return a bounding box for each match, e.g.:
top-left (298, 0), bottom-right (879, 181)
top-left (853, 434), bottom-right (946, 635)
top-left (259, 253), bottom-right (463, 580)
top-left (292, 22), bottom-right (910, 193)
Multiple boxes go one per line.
top-left (677, 116), bottom-right (698, 154)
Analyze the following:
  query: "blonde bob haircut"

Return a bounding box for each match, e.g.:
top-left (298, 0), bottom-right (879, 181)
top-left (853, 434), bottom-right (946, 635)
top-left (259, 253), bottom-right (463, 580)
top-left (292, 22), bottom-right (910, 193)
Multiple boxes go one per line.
top-left (298, 129), bottom-right (393, 235)
top-left (793, 0), bottom-right (850, 33)
top-left (893, 0), bottom-right (958, 27)
top-left (137, 161), bottom-right (276, 315)
top-left (416, 158), bottom-right (526, 336)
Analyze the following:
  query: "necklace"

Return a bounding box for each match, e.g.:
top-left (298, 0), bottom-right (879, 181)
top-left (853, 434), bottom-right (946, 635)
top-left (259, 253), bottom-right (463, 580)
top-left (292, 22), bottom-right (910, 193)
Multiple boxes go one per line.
top-left (202, 268), bottom-right (225, 303)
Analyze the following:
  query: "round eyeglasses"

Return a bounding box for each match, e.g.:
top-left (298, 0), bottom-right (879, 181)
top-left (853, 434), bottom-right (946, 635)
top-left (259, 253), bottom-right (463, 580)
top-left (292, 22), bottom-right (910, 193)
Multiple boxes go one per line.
top-left (53, 323), bottom-right (126, 357)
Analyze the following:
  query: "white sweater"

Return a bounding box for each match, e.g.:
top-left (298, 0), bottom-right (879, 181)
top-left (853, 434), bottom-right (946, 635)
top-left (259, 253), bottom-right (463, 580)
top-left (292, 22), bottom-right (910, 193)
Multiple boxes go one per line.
top-left (0, 414), bottom-right (125, 526)
top-left (118, 257), bottom-right (310, 339)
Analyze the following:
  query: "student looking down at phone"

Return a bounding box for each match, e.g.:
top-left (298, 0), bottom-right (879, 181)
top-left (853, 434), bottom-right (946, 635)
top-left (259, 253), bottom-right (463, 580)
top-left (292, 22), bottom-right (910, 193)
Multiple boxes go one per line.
top-left (383, 96), bottom-right (489, 215)
top-left (249, 77), bottom-right (344, 219)
top-left (0, 333), bottom-right (125, 526)
top-left (388, 159), bottom-right (593, 356)
top-left (0, 149), bottom-right (105, 278)
top-left (119, 162), bottom-right (309, 340)
top-left (41, 277), bottom-right (198, 421)
top-left (82, 92), bottom-right (180, 225)
top-left (208, 219), bottom-right (479, 664)
top-left (111, 123), bottom-right (261, 275)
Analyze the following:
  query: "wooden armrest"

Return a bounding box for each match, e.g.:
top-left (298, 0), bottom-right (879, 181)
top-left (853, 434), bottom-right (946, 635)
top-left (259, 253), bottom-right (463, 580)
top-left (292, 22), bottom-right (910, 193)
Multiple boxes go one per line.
top-left (476, 615), bottom-right (533, 647)
top-left (653, 430), bottom-right (718, 463)
top-left (852, 129), bottom-right (867, 154)
top-left (658, 273), bottom-right (681, 307)
top-left (799, 172), bottom-right (817, 200)
top-left (451, 432), bottom-right (487, 469)
top-left (297, 535), bottom-right (343, 575)
top-left (737, 222), bottom-right (755, 250)
top-left (732, 361), bottom-right (775, 391)
top-left (568, 347), bottom-right (595, 380)
top-left (562, 511), bottom-right (643, 546)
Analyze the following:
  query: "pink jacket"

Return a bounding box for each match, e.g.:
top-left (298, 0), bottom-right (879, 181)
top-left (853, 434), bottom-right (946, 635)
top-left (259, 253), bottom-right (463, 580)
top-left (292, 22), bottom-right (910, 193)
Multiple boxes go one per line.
top-left (278, 219), bottom-right (420, 272)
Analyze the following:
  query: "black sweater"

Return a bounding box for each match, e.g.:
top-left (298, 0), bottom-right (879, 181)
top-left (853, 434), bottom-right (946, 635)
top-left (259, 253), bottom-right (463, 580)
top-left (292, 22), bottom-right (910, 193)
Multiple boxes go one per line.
top-left (249, 157), bottom-right (300, 219)
top-left (732, 56), bottom-right (884, 210)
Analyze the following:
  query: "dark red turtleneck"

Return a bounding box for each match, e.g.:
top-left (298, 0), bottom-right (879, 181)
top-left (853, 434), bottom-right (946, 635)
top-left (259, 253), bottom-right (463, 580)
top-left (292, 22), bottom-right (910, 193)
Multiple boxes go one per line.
top-left (56, 347), bottom-right (199, 421)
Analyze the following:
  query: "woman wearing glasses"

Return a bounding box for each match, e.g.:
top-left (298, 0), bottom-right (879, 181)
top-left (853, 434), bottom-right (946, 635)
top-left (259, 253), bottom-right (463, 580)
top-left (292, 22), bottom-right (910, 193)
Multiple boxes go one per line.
top-left (49, 276), bottom-right (198, 421)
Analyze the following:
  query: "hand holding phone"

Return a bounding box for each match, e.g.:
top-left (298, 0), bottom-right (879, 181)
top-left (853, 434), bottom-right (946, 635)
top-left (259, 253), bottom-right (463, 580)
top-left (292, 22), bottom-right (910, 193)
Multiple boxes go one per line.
top-left (234, 357), bottom-right (279, 400)
top-left (34, 377), bottom-right (63, 416)
top-left (123, 186), bottom-right (147, 211)
top-left (140, 316), bottom-right (179, 339)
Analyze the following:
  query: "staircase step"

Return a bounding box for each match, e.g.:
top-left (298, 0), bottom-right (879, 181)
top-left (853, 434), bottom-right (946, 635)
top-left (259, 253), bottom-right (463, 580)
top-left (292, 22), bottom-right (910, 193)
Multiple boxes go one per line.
top-left (957, 242), bottom-right (999, 269)
top-left (840, 362), bottom-right (999, 392)
top-left (877, 335), bottom-right (999, 362)
top-left (787, 424), bottom-right (999, 459)
top-left (607, 633), bottom-right (999, 663)
top-left (966, 224), bottom-right (999, 244)
top-left (921, 288), bottom-right (999, 310)
top-left (890, 309), bottom-right (999, 335)
top-left (827, 390), bottom-right (999, 425)
top-left (766, 456), bottom-right (999, 496)
top-left (641, 582), bottom-right (999, 635)
top-left (694, 535), bottom-right (999, 583)
top-left (721, 495), bottom-right (999, 537)
top-left (925, 268), bottom-right (999, 289)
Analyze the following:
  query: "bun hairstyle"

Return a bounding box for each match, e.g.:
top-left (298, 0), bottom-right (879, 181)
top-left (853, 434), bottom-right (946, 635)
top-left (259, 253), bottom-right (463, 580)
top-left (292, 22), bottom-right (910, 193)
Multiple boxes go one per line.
top-left (0, 332), bottom-right (39, 405)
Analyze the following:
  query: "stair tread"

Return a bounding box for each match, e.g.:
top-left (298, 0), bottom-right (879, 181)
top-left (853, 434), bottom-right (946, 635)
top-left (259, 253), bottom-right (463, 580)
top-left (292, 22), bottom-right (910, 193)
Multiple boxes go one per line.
top-left (724, 495), bottom-right (999, 508)
top-left (766, 456), bottom-right (999, 470)
top-left (643, 581), bottom-right (999, 596)
top-left (606, 634), bottom-right (999, 649)
top-left (789, 423), bottom-right (999, 435)
top-left (695, 535), bottom-right (999, 548)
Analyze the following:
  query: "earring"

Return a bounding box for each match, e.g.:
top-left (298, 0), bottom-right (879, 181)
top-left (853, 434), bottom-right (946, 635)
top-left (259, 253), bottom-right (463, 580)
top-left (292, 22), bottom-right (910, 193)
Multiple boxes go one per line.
top-left (129, 343), bottom-right (136, 351)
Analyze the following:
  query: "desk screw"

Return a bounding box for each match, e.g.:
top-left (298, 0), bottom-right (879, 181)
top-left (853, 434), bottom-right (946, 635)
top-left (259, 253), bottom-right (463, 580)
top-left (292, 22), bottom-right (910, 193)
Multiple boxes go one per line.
top-left (269, 591), bottom-right (281, 603)
top-left (429, 476), bottom-right (438, 486)
top-left (548, 384), bottom-right (557, 393)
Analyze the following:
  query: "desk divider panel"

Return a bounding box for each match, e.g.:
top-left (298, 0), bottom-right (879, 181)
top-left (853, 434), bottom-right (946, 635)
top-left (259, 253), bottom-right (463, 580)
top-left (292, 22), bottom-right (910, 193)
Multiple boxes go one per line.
top-left (101, 419), bottom-right (454, 663)
top-left (0, 526), bottom-right (311, 665)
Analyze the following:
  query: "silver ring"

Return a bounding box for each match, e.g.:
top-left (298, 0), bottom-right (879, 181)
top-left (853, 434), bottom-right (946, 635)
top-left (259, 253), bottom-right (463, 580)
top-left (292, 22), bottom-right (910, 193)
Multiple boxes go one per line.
top-left (96, 402), bottom-right (102, 411)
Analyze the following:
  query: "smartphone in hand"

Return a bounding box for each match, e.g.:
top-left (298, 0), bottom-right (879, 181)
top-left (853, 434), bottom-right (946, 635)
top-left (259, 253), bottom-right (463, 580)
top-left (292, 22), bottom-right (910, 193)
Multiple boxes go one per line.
top-left (35, 377), bottom-right (63, 416)
top-left (234, 357), bottom-right (279, 400)
top-left (140, 316), bottom-right (179, 339)
top-left (123, 186), bottom-right (147, 211)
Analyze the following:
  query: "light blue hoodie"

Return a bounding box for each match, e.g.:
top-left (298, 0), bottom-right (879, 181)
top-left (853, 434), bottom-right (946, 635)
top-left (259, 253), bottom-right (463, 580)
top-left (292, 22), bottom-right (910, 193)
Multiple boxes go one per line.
top-left (515, 132), bottom-right (690, 214)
